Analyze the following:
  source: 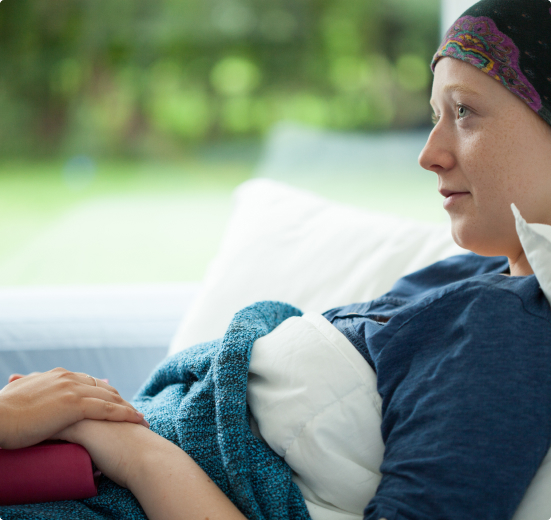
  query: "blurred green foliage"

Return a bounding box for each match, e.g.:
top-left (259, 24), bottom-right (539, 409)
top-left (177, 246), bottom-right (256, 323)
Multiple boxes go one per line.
top-left (0, 0), bottom-right (439, 157)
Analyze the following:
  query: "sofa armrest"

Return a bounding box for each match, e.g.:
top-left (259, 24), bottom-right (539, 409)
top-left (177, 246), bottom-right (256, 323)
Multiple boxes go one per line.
top-left (0, 283), bottom-right (200, 400)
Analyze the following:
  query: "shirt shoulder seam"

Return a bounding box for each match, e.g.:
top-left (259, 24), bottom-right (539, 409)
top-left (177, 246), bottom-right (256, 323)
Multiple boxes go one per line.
top-left (393, 278), bottom-right (550, 335)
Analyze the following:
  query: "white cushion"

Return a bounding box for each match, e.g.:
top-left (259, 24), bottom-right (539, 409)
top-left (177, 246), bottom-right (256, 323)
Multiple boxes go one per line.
top-left (168, 179), bottom-right (464, 354)
top-left (512, 203), bottom-right (551, 306)
top-left (247, 312), bottom-right (383, 520)
top-left (509, 204), bottom-right (551, 520)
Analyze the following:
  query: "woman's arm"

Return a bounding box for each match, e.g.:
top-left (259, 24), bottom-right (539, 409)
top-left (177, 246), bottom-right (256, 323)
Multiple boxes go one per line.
top-left (0, 367), bottom-right (147, 449)
top-left (55, 419), bottom-right (247, 520)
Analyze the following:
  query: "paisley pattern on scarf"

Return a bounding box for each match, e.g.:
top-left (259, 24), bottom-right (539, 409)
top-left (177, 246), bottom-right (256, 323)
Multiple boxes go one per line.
top-left (431, 15), bottom-right (542, 112)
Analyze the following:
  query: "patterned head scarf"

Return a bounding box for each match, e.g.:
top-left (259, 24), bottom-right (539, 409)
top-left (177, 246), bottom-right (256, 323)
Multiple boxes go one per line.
top-left (431, 0), bottom-right (551, 126)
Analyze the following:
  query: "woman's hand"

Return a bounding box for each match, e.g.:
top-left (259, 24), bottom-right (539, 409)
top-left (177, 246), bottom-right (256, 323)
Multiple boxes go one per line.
top-left (0, 367), bottom-right (147, 450)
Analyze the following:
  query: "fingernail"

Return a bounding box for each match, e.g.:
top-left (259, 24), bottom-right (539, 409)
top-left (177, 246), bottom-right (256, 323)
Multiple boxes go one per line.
top-left (136, 411), bottom-right (144, 419)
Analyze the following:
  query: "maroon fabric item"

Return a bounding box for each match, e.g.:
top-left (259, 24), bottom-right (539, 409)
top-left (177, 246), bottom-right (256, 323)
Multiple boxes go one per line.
top-left (0, 441), bottom-right (99, 505)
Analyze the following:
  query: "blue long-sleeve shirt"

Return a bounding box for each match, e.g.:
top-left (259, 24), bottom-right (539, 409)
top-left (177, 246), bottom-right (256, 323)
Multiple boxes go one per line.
top-left (323, 253), bottom-right (551, 520)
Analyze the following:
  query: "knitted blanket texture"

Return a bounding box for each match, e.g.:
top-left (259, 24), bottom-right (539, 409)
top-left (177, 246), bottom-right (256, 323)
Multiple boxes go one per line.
top-left (0, 301), bottom-right (310, 520)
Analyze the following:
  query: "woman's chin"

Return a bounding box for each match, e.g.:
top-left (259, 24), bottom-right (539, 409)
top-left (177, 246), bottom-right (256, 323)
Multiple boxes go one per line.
top-left (450, 219), bottom-right (474, 251)
top-left (450, 223), bottom-right (509, 258)
top-left (450, 220), bottom-right (486, 255)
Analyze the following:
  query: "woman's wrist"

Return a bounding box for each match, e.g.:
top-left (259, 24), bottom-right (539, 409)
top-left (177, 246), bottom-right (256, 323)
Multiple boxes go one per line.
top-left (51, 419), bottom-right (153, 490)
top-left (127, 429), bottom-right (177, 490)
top-left (122, 426), bottom-right (164, 489)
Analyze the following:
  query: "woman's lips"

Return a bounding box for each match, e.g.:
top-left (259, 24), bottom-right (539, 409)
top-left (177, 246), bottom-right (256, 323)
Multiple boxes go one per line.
top-left (443, 192), bottom-right (470, 210)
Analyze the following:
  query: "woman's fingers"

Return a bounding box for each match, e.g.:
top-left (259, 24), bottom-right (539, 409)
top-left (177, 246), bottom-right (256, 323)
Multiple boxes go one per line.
top-left (8, 372), bottom-right (41, 383)
top-left (80, 384), bottom-right (143, 415)
top-left (76, 372), bottom-right (122, 396)
top-left (8, 367), bottom-right (143, 418)
top-left (77, 383), bottom-right (150, 427)
top-left (76, 371), bottom-right (106, 388)
top-left (79, 373), bottom-right (97, 386)
top-left (80, 397), bottom-right (149, 427)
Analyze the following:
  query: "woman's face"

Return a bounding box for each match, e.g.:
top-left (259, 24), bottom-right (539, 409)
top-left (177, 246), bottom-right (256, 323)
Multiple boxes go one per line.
top-left (419, 57), bottom-right (551, 266)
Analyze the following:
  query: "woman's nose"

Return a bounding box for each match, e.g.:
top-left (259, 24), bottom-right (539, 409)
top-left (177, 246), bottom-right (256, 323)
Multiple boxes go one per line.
top-left (418, 123), bottom-right (455, 174)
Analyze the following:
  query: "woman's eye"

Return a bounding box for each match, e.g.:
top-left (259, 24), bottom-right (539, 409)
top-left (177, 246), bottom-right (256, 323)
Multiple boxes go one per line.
top-left (457, 105), bottom-right (470, 119)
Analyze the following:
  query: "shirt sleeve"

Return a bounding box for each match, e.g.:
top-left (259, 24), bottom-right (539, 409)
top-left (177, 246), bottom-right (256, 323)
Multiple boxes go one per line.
top-left (364, 285), bottom-right (551, 520)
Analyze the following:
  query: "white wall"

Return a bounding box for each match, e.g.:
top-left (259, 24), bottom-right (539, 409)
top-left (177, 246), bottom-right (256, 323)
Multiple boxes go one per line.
top-left (441, 0), bottom-right (478, 36)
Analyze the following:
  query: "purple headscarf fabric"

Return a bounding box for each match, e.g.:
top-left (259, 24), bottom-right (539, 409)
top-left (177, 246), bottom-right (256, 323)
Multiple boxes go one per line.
top-left (431, 0), bottom-right (551, 126)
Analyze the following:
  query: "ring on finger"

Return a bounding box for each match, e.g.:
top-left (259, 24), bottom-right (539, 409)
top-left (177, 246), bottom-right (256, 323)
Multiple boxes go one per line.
top-left (86, 374), bottom-right (98, 387)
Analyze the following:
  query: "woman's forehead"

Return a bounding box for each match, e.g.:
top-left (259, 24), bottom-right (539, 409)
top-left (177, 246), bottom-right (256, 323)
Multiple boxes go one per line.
top-left (431, 58), bottom-right (495, 103)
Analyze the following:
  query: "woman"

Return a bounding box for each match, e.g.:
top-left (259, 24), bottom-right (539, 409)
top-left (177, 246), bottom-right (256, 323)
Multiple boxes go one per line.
top-left (2, 0), bottom-right (551, 519)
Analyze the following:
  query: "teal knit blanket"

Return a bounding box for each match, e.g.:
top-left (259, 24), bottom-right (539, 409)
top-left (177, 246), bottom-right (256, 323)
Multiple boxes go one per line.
top-left (0, 301), bottom-right (311, 520)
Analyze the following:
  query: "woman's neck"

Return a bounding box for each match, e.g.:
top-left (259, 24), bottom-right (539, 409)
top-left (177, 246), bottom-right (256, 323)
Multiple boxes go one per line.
top-left (508, 251), bottom-right (534, 277)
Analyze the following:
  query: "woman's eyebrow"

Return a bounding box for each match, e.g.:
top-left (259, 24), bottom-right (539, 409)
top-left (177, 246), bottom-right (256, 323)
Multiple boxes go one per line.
top-left (430, 83), bottom-right (481, 109)
top-left (442, 84), bottom-right (481, 96)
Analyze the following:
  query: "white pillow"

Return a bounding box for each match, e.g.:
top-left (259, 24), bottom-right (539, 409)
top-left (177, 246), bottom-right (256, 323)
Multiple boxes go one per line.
top-left (508, 203), bottom-right (551, 520)
top-left (512, 203), bottom-right (551, 305)
top-left (248, 312), bottom-right (384, 520)
top-left (169, 179), bottom-right (465, 354)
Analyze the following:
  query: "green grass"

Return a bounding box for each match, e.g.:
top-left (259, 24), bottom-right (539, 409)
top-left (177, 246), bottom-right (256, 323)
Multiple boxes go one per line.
top-left (0, 157), bottom-right (448, 286)
top-left (0, 160), bottom-right (254, 285)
